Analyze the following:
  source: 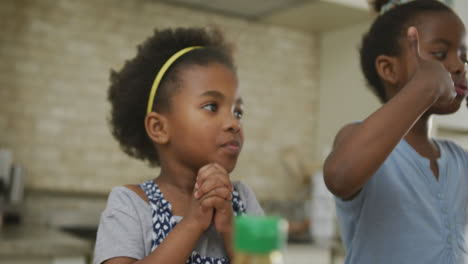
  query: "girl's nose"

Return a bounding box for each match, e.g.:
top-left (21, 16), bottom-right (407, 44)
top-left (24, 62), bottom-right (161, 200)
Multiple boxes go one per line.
top-left (224, 114), bottom-right (241, 133)
top-left (230, 122), bottom-right (241, 133)
top-left (450, 54), bottom-right (466, 76)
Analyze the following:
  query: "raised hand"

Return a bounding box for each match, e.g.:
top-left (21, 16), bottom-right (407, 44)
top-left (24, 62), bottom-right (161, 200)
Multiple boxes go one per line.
top-left (406, 26), bottom-right (456, 105)
top-left (195, 163), bottom-right (233, 235)
top-left (182, 163), bottom-right (234, 233)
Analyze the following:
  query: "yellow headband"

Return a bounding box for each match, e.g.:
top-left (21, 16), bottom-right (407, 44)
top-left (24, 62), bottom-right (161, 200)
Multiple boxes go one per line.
top-left (146, 46), bottom-right (203, 114)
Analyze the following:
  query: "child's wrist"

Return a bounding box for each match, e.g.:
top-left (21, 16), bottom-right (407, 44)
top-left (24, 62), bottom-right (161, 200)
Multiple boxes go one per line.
top-left (181, 216), bottom-right (207, 235)
top-left (405, 75), bottom-right (440, 105)
top-left (220, 228), bottom-right (234, 261)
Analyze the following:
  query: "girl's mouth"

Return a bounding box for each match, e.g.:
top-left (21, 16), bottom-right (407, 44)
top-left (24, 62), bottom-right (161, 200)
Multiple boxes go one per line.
top-left (221, 140), bottom-right (241, 155)
top-left (455, 83), bottom-right (467, 96)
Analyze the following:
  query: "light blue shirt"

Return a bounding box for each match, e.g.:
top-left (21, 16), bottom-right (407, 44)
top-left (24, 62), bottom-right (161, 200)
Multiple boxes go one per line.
top-left (335, 139), bottom-right (468, 264)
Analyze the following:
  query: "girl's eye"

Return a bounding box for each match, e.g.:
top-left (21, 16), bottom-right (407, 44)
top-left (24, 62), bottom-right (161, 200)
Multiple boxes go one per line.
top-left (234, 109), bottom-right (243, 120)
top-left (461, 53), bottom-right (467, 64)
top-left (457, 52), bottom-right (467, 70)
top-left (203, 103), bottom-right (218, 112)
top-left (432, 51), bottom-right (447, 60)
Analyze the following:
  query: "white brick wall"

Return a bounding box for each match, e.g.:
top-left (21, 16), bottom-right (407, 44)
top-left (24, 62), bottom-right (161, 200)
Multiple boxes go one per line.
top-left (0, 0), bottom-right (320, 200)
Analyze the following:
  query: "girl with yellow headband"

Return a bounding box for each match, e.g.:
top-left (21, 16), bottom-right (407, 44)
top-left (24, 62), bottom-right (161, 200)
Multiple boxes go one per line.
top-left (324, 0), bottom-right (468, 263)
top-left (94, 27), bottom-right (263, 264)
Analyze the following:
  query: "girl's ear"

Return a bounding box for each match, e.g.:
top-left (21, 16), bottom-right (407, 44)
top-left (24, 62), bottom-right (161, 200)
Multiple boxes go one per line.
top-left (375, 55), bottom-right (401, 86)
top-left (145, 112), bottom-right (169, 144)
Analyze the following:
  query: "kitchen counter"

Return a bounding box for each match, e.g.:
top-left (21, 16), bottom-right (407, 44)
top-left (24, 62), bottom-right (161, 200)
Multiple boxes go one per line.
top-left (0, 225), bottom-right (93, 263)
top-left (285, 241), bottom-right (345, 264)
top-left (0, 226), bottom-right (346, 264)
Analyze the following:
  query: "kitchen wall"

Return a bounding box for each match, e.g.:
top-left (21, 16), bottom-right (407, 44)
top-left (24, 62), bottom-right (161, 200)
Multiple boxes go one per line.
top-left (0, 0), bottom-right (320, 200)
top-left (316, 21), bottom-right (379, 158)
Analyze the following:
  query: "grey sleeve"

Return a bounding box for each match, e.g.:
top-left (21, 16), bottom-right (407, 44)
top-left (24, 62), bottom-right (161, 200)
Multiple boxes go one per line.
top-left (234, 181), bottom-right (264, 216)
top-left (93, 187), bottom-right (146, 264)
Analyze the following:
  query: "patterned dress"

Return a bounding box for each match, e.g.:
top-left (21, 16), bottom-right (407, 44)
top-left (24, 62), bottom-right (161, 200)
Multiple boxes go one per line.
top-left (140, 180), bottom-right (246, 264)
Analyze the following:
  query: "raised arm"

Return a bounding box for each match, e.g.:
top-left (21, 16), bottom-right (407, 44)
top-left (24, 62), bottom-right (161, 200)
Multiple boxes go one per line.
top-left (323, 27), bottom-right (456, 200)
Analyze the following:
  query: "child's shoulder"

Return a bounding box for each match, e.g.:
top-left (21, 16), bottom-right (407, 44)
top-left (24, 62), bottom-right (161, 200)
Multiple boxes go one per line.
top-left (435, 138), bottom-right (461, 146)
top-left (232, 181), bottom-right (264, 215)
top-left (123, 184), bottom-right (149, 204)
top-left (105, 184), bottom-right (150, 210)
top-left (435, 138), bottom-right (468, 158)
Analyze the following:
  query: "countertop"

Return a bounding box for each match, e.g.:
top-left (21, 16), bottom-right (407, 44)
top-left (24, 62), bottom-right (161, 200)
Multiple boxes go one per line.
top-left (0, 225), bottom-right (344, 263)
top-left (0, 225), bottom-right (93, 258)
top-left (285, 241), bottom-right (345, 264)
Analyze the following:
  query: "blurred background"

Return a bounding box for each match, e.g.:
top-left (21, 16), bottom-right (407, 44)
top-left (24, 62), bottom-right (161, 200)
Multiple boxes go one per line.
top-left (0, 0), bottom-right (467, 263)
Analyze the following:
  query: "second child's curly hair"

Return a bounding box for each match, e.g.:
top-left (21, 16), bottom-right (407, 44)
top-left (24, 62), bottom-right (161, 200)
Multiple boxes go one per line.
top-left (107, 27), bottom-right (236, 167)
top-left (360, 0), bottom-right (452, 102)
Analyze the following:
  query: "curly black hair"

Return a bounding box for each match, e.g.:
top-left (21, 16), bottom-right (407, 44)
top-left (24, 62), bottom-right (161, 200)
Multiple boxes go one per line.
top-left (107, 27), bottom-right (236, 167)
top-left (360, 0), bottom-right (453, 102)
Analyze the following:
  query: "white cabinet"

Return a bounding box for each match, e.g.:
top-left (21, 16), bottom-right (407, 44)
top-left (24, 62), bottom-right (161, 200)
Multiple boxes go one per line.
top-left (434, 108), bottom-right (468, 132)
